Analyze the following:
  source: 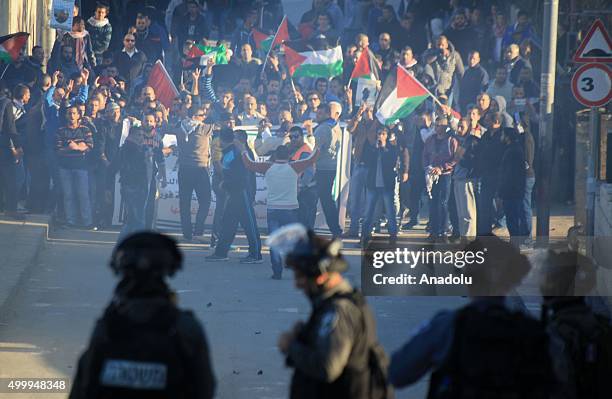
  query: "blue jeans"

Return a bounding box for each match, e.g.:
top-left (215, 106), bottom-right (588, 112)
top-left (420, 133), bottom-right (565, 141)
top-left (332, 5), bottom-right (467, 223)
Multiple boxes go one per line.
top-left (523, 176), bottom-right (535, 237)
top-left (118, 185), bottom-right (148, 242)
top-left (348, 164), bottom-right (367, 233)
top-left (267, 208), bottom-right (298, 276)
top-left (429, 174), bottom-right (452, 237)
top-left (58, 167), bottom-right (92, 226)
top-left (362, 187), bottom-right (398, 238)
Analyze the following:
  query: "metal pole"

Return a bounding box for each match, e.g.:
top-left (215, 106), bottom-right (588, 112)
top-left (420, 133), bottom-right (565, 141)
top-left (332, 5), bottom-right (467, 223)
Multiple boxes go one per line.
top-left (586, 108), bottom-right (600, 251)
top-left (0, 63), bottom-right (10, 81)
top-left (535, 0), bottom-right (559, 246)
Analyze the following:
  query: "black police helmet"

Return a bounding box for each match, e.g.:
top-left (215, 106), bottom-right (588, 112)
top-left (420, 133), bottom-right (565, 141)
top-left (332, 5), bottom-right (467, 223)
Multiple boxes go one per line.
top-left (285, 230), bottom-right (348, 277)
top-left (110, 232), bottom-right (182, 278)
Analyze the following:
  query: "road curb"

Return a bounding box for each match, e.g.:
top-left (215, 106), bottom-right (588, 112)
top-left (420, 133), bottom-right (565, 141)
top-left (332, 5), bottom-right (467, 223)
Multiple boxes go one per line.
top-left (0, 217), bottom-right (50, 323)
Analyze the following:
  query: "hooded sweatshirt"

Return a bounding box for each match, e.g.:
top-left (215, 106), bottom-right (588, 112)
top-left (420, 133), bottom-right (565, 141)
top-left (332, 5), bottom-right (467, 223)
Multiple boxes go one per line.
top-left (494, 96), bottom-right (515, 128)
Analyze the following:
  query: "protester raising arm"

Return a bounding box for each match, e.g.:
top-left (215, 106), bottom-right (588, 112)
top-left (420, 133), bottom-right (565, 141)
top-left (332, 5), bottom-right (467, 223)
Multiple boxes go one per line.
top-left (202, 58), bottom-right (218, 103)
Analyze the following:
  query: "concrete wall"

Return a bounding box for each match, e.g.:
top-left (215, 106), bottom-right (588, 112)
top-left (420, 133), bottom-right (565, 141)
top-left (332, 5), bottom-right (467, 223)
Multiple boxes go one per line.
top-left (593, 183), bottom-right (612, 300)
top-left (0, 0), bottom-right (54, 56)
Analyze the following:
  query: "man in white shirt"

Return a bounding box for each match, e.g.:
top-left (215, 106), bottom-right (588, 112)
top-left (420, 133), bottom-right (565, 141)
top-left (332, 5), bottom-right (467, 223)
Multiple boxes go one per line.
top-left (237, 95), bottom-right (264, 127)
top-left (242, 145), bottom-right (319, 279)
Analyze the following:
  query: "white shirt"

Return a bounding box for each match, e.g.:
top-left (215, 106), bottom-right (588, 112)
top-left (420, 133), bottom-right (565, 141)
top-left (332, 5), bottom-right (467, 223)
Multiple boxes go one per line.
top-left (122, 48), bottom-right (138, 58)
top-left (265, 162), bottom-right (299, 209)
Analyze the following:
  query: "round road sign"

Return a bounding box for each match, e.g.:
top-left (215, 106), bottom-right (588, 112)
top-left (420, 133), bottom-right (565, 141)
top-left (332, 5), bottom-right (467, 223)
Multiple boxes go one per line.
top-left (571, 63), bottom-right (612, 107)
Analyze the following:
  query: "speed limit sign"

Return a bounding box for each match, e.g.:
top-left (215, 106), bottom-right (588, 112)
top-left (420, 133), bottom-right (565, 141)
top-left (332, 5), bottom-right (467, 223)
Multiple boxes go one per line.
top-left (571, 63), bottom-right (612, 107)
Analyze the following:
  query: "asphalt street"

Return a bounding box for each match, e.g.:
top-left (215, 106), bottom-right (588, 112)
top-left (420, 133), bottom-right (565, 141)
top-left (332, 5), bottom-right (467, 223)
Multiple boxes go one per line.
top-left (0, 224), bottom-right (471, 399)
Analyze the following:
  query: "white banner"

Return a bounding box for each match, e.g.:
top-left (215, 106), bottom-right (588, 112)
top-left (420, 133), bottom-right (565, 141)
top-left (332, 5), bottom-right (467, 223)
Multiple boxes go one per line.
top-left (49, 0), bottom-right (74, 31)
top-left (114, 125), bottom-right (352, 233)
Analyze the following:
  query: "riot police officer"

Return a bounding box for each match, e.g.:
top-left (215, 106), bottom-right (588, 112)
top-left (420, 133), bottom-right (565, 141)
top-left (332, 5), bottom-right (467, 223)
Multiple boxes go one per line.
top-left (69, 232), bottom-right (215, 399)
top-left (271, 224), bottom-right (392, 399)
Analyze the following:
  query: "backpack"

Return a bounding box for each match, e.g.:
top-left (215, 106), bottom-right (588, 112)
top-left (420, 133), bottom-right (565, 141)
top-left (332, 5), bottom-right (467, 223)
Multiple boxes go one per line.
top-left (428, 303), bottom-right (553, 399)
top-left (85, 302), bottom-right (191, 399)
top-left (545, 299), bottom-right (612, 399)
top-left (336, 291), bottom-right (395, 399)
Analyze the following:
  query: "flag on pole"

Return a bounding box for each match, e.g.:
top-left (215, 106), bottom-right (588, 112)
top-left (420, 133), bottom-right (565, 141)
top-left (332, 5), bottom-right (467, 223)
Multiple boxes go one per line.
top-left (147, 60), bottom-right (179, 109)
top-left (375, 66), bottom-right (430, 126)
top-left (252, 29), bottom-right (273, 51)
top-left (350, 47), bottom-right (380, 81)
top-left (270, 17), bottom-right (289, 49)
top-left (283, 44), bottom-right (343, 78)
top-left (184, 43), bottom-right (228, 67)
top-left (0, 33), bottom-right (29, 63)
top-left (261, 16), bottom-right (290, 72)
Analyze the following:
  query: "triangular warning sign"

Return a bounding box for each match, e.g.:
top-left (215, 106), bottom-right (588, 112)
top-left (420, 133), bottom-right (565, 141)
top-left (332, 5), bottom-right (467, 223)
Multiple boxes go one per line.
top-left (573, 19), bottom-right (612, 63)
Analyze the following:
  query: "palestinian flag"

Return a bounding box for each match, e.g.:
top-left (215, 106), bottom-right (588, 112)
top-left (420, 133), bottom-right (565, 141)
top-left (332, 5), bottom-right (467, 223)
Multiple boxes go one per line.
top-left (350, 47), bottom-right (381, 81)
top-left (375, 66), bottom-right (430, 126)
top-left (147, 60), bottom-right (179, 109)
top-left (283, 44), bottom-right (343, 78)
top-left (184, 43), bottom-right (228, 68)
top-left (0, 32), bottom-right (29, 63)
top-left (270, 17), bottom-right (289, 49)
top-left (253, 29), bottom-right (273, 51)
top-left (254, 16), bottom-right (289, 53)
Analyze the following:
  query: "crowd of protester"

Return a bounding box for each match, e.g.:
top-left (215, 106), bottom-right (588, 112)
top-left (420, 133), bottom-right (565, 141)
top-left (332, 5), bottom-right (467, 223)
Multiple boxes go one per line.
top-left (0, 0), bottom-right (587, 260)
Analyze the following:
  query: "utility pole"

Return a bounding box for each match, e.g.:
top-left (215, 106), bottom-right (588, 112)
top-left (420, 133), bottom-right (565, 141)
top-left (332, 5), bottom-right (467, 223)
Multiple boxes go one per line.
top-left (536, 0), bottom-right (559, 246)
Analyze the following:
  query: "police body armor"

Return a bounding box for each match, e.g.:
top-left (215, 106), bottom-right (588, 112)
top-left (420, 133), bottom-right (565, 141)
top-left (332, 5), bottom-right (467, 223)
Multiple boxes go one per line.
top-left (427, 303), bottom-right (553, 399)
top-left (289, 290), bottom-right (371, 399)
top-left (83, 300), bottom-right (193, 399)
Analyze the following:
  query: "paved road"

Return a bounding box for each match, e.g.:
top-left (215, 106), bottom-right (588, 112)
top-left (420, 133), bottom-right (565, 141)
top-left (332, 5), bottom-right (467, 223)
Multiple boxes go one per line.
top-left (0, 225), bottom-right (470, 399)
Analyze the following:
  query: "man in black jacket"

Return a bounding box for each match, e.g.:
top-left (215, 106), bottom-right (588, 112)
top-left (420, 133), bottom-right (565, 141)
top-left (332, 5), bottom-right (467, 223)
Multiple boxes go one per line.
top-left (114, 33), bottom-right (148, 87)
top-left (361, 126), bottom-right (402, 244)
top-left (458, 51), bottom-right (489, 114)
top-left (498, 127), bottom-right (527, 245)
top-left (92, 103), bottom-right (122, 230)
top-left (0, 91), bottom-right (24, 219)
top-left (205, 128), bottom-right (262, 263)
top-left (69, 232), bottom-right (215, 399)
top-left (476, 112), bottom-right (505, 236)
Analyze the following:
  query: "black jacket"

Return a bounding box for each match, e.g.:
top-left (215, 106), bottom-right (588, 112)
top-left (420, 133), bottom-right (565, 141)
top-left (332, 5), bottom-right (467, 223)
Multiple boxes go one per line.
top-left (498, 141), bottom-right (526, 200)
top-left (0, 97), bottom-right (19, 154)
top-left (220, 144), bottom-right (248, 194)
top-left (459, 64), bottom-right (489, 114)
top-left (94, 118), bottom-right (122, 169)
top-left (476, 128), bottom-right (505, 180)
top-left (114, 50), bottom-right (148, 85)
top-left (362, 141), bottom-right (400, 190)
top-left (119, 126), bottom-right (164, 188)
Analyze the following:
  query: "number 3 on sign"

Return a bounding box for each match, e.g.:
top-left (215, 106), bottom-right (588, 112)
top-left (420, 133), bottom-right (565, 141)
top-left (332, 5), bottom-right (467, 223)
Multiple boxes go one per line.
top-left (571, 63), bottom-right (612, 107)
top-left (581, 77), bottom-right (594, 92)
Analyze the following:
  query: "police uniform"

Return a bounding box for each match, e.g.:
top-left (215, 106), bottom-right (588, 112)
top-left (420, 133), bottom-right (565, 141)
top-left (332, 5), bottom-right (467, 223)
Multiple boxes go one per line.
top-left (69, 292), bottom-right (216, 399)
top-left (389, 297), bottom-right (553, 398)
top-left (287, 280), bottom-right (374, 399)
